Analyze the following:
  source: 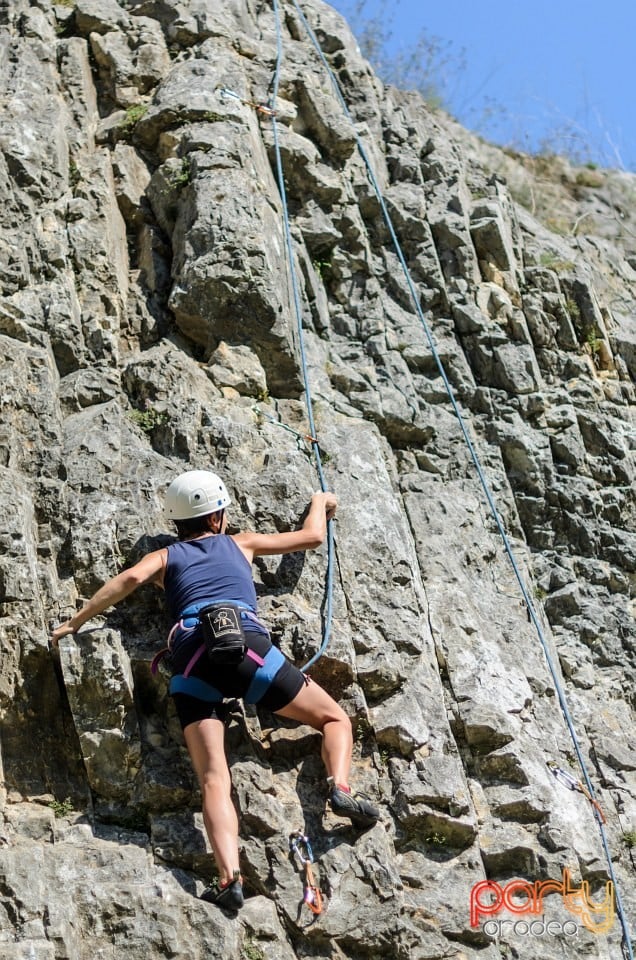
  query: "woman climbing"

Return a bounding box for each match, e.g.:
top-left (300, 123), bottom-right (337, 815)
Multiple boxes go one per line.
top-left (50, 470), bottom-right (379, 912)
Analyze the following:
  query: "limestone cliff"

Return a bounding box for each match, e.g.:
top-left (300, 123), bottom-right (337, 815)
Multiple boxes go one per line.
top-left (0, 1), bottom-right (634, 958)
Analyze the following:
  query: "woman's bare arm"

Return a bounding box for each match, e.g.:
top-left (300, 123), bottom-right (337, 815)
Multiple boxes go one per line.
top-left (232, 492), bottom-right (337, 563)
top-left (50, 548), bottom-right (167, 645)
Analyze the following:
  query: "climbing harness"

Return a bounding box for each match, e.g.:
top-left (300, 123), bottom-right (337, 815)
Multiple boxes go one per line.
top-left (217, 86), bottom-right (277, 116)
top-left (290, 831), bottom-right (323, 916)
top-left (267, 3), bottom-right (634, 956)
top-left (547, 761), bottom-right (607, 824)
top-left (152, 601), bottom-right (283, 704)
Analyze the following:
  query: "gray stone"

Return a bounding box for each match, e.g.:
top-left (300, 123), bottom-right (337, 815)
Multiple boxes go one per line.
top-left (111, 143), bottom-right (152, 224)
top-left (206, 341), bottom-right (268, 397)
top-left (74, 0), bottom-right (131, 36)
top-left (0, 1), bottom-right (634, 957)
top-left (59, 629), bottom-right (142, 801)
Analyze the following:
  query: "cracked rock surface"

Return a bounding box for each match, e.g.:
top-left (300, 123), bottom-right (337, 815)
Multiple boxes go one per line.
top-left (0, 1), bottom-right (634, 958)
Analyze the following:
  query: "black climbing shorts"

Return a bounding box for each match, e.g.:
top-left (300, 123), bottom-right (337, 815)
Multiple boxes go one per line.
top-left (170, 628), bottom-right (306, 730)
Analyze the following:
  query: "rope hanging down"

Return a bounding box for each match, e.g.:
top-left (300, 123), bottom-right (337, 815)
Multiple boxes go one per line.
top-left (286, 2), bottom-right (633, 956)
top-left (267, 0), bottom-right (335, 674)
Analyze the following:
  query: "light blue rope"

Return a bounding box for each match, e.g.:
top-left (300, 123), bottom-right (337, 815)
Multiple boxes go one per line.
top-left (289, 2), bottom-right (633, 955)
top-left (269, 0), bottom-right (334, 673)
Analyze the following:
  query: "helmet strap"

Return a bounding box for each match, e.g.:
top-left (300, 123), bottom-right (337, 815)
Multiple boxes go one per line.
top-left (211, 509), bottom-right (225, 534)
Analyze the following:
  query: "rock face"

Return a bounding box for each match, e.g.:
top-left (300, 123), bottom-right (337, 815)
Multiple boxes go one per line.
top-left (0, 1), bottom-right (634, 958)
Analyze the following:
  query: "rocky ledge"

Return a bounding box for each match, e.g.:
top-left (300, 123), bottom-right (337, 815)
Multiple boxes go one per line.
top-left (0, 1), bottom-right (634, 958)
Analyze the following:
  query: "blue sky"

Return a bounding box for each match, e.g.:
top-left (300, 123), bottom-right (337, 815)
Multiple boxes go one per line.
top-left (328, 0), bottom-right (636, 171)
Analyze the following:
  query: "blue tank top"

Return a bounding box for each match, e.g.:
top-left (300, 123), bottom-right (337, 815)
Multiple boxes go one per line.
top-left (164, 535), bottom-right (257, 620)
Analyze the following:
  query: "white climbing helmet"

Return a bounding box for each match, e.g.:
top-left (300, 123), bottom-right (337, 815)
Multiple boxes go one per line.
top-left (164, 470), bottom-right (231, 520)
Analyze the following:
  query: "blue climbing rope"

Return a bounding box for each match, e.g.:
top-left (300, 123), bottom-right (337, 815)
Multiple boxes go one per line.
top-left (268, 0), bottom-right (334, 673)
top-left (287, 2), bottom-right (634, 956)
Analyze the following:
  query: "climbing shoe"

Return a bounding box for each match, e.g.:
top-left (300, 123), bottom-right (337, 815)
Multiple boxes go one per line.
top-left (329, 784), bottom-right (379, 828)
top-left (200, 870), bottom-right (244, 912)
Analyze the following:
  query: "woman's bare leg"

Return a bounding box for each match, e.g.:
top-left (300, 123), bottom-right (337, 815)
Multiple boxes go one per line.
top-left (274, 679), bottom-right (353, 787)
top-left (183, 717), bottom-right (240, 883)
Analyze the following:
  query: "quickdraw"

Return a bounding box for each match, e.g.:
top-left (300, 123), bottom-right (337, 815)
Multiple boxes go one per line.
top-left (252, 403), bottom-right (319, 451)
top-left (289, 831), bottom-right (323, 916)
top-left (547, 760), bottom-right (607, 824)
top-left (218, 86), bottom-right (277, 116)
